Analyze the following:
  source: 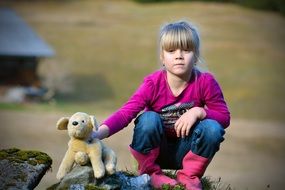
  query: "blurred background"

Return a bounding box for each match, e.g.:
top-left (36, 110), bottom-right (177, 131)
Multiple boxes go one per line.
top-left (0, 0), bottom-right (285, 189)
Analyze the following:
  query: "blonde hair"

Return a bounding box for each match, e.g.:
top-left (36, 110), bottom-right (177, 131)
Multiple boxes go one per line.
top-left (159, 20), bottom-right (201, 64)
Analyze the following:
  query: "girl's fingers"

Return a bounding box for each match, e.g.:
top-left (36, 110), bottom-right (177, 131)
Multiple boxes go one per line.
top-left (175, 122), bottom-right (182, 137)
top-left (175, 122), bottom-right (192, 138)
top-left (181, 128), bottom-right (185, 138)
top-left (185, 125), bottom-right (191, 136)
top-left (176, 125), bottom-right (181, 137)
top-left (175, 118), bottom-right (187, 137)
top-left (176, 122), bottom-right (187, 138)
top-left (175, 115), bottom-right (195, 138)
top-left (174, 120), bottom-right (179, 130)
top-left (181, 123), bottom-right (190, 138)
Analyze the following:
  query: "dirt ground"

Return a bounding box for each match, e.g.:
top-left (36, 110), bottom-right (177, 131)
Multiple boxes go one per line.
top-left (1, 110), bottom-right (285, 190)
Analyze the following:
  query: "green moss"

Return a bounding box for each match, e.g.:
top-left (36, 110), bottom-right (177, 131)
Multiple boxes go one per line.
top-left (9, 157), bottom-right (25, 163)
top-left (17, 172), bottom-right (28, 182)
top-left (28, 159), bottom-right (38, 166)
top-left (4, 148), bottom-right (20, 154)
top-left (163, 170), bottom-right (177, 179)
top-left (85, 184), bottom-right (107, 190)
top-left (153, 172), bottom-right (233, 190)
top-left (35, 153), bottom-right (52, 165)
top-left (0, 151), bottom-right (9, 159)
top-left (160, 184), bottom-right (186, 190)
top-left (15, 151), bottom-right (30, 161)
top-left (158, 177), bottom-right (234, 190)
top-left (46, 183), bottom-right (60, 190)
top-left (0, 148), bottom-right (52, 166)
top-left (120, 170), bottom-right (137, 177)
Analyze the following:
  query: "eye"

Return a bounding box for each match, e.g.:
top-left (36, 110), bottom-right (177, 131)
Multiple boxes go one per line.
top-left (164, 49), bottom-right (175, 53)
top-left (81, 120), bottom-right (85, 123)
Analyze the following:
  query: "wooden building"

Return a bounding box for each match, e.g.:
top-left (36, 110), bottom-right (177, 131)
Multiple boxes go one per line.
top-left (0, 8), bottom-right (54, 87)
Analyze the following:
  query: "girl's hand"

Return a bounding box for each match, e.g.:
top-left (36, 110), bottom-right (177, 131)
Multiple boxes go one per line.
top-left (174, 107), bottom-right (206, 138)
top-left (91, 124), bottom-right (110, 140)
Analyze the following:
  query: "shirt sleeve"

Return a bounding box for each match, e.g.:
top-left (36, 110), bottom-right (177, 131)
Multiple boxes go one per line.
top-left (202, 73), bottom-right (231, 128)
top-left (102, 78), bottom-right (154, 136)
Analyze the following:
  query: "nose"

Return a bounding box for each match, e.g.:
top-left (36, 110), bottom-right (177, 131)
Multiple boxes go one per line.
top-left (175, 49), bottom-right (183, 60)
top-left (72, 121), bottom-right (78, 126)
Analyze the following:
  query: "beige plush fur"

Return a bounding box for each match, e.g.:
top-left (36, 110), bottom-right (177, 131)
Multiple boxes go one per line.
top-left (56, 112), bottom-right (117, 180)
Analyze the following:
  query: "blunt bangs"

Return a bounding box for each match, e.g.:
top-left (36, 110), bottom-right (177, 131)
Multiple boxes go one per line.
top-left (160, 25), bottom-right (194, 52)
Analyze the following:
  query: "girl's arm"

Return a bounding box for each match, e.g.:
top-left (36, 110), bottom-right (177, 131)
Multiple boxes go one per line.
top-left (202, 73), bottom-right (231, 128)
top-left (94, 78), bottom-right (154, 138)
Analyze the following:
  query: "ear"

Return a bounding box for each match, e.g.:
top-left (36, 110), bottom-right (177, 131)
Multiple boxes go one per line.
top-left (56, 117), bottom-right (69, 130)
top-left (160, 52), bottom-right (164, 63)
top-left (89, 115), bottom-right (99, 131)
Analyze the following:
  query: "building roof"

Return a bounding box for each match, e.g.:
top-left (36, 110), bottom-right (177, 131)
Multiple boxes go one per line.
top-left (0, 8), bottom-right (55, 57)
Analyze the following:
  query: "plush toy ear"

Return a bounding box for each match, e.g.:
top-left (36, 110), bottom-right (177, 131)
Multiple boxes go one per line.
top-left (56, 117), bottom-right (69, 130)
top-left (90, 115), bottom-right (99, 131)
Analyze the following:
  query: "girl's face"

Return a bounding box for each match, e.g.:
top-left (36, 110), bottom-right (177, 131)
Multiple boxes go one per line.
top-left (161, 49), bottom-right (194, 78)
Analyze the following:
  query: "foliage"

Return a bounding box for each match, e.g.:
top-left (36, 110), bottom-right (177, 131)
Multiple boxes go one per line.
top-left (161, 183), bottom-right (186, 190)
top-left (202, 177), bottom-right (234, 190)
top-left (153, 176), bottom-right (234, 190)
top-left (85, 184), bottom-right (107, 190)
top-left (133, 0), bottom-right (285, 15)
top-left (151, 170), bottom-right (234, 190)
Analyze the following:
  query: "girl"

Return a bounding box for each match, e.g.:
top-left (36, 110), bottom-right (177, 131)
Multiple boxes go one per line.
top-left (92, 20), bottom-right (230, 190)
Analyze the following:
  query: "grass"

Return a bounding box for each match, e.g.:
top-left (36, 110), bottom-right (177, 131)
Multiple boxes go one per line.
top-left (161, 170), bottom-right (234, 190)
top-left (0, 0), bottom-right (285, 121)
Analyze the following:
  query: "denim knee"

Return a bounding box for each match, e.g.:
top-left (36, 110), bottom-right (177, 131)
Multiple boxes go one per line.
top-left (199, 119), bottom-right (225, 146)
top-left (134, 111), bottom-right (163, 135)
top-left (191, 119), bottom-right (225, 158)
top-left (131, 111), bottom-right (164, 153)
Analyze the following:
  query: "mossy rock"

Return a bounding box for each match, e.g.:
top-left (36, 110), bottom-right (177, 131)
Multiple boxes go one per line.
top-left (0, 147), bottom-right (52, 189)
top-left (0, 148), bottom-right (52, 166)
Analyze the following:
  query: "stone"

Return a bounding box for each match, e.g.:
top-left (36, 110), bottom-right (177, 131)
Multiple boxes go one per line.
top-left (0, 148), bottom-right (52, 190)
top-left (115, 172), bottom-right (151, 190)
top-left (48, 164), bottom-right (151, 190)
top-left (55, 165), bottom-right (96, 190)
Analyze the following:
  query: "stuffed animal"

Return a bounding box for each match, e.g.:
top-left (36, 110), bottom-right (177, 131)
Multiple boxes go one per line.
top-left (56, 112), bottom-right (117, 180)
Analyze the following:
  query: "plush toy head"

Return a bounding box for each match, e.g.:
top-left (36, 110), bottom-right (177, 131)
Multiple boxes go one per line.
top-left (56, 112), bottom-right (98, 140)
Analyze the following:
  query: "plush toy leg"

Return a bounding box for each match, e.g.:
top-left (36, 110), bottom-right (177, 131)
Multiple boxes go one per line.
top-left (89, 148), bottom-right (105, 178)
top-left (57, 149), bottom-right (76, 180)
top-left (176, 151), bottom-right (210, 190)
top-left (129, 146), bottom-right (177, 188)
top-left (103, 147), bottom-right (117, 175)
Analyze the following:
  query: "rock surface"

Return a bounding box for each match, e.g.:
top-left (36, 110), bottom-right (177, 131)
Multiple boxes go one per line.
top-left (0, 148), bottom-right (52, 190)
top-left (48, 164), bottom-right (151, 190)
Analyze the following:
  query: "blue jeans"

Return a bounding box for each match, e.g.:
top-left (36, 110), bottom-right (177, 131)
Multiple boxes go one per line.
top-left (130, 111), bottom-right (225, 169)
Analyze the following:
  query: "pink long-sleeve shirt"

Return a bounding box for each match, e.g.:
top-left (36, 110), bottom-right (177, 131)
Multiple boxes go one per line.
top-left (103, 69), bottom-right (230, 136)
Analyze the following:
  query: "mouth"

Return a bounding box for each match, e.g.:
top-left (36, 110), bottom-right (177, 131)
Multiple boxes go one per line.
top-left (174, 63), bottom-right (185, 67)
